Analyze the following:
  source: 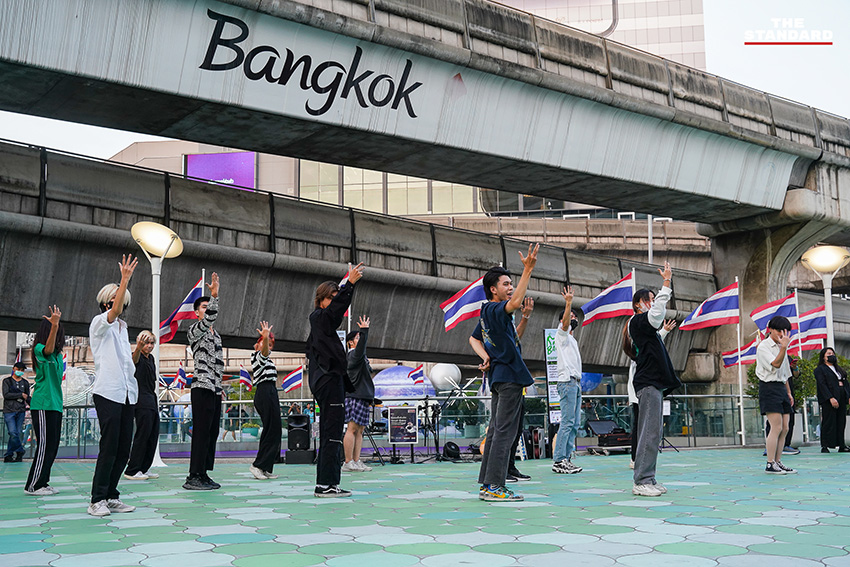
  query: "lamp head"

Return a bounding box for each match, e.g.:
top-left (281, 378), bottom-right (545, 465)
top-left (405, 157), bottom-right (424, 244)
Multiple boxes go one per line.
top-left (801, 245), bottom-right (850, 274)
top-left (131, 221), bottom-right (183, 259)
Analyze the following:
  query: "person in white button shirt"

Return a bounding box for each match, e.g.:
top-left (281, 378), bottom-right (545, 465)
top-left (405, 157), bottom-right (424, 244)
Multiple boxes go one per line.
top-left (551, 286), bottom-right (584, 475)
top-left (87, 254), bottom-right (139, 517)
top-left (756, 315), bottom-right (796, 475)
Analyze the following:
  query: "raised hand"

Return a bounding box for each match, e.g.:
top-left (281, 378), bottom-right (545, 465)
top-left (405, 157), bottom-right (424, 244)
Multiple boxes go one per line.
top-left (521, 297), bottom-right (534, 317)
top-left (256, 321), bottom-right (273, 337)
top-left (778, 329), bottom-right (791, 349)
top-left (561, 286), bottom-right (574, 303)
top-left (207, 272), bottom-right (220, 298)
top-left (119, 254), bottom-right (138, 282)
top-left (518, 243), bottom-right (539, 270)
top-left (358, 315), bottom-right (370, 329)
top-left (348, 263), bottom-right (365, 284)
top-left (662, 319), bottom-right (677, 332)
top-left (43, 305), bottom-right (62, 325)
top-left (659, 261), bottom-right (672, 282)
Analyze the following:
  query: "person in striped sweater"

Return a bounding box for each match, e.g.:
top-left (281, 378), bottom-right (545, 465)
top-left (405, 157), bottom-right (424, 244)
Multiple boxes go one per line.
top-left (249, 320), bottom-right (282, 480)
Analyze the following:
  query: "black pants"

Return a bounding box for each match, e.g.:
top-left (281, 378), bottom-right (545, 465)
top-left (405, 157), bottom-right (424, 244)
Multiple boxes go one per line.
top-left (765, 410), bottom-right (795, 448)
top-left (508, 399), bottom-right (526, 469)
top-left (253, 381), bottom-right (282, 472)
top-left (91, 394), bottom-right (134, 503)
top-left (630, 402), bottom-right (640, 457)
top-left (820, 404), bottom-right (847, 449)
top-left (478, 382), bottom-right (525, 486)
top-left (25, 409), bottom-right (62, 492)
top-left (313, 375), bottom-right (345, 487)
top-left (190, 388), bottom-right (221, 475)
top-left (125, 406), bottom-right (160, 476)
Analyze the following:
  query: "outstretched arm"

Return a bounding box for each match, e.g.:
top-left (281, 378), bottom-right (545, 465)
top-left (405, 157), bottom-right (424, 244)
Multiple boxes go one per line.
top-left (108, 255), bottom-right (138, 323)
top-left (560, 286), bottom-right (573, 331)
top-left (505, 243), bottom-right (539, 314)
top-left (516, 297), bottom-right (534, 340)
top-left (647, 262), bottom-right (672, 329)
top-left (43, 306), bottom-right (62, 356)
top-left (257, 321), bottom-right (273, 357)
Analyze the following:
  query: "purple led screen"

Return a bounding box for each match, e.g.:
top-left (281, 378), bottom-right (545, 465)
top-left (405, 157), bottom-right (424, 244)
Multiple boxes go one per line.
top-left (186, 152), bottom-right (256, 189)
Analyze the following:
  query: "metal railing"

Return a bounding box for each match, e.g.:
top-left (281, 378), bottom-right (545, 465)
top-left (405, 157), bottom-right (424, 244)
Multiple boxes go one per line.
top-left (2, 393), bottom-right (829, 460)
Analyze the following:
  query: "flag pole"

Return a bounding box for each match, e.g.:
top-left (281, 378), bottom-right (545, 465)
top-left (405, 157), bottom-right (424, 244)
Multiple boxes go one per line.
top-left (735, 276), bottom-right (746, 446)
top-left (347, 262), bottom-right (352, 335)
top-left (793, 288), bottom-right (802, 357)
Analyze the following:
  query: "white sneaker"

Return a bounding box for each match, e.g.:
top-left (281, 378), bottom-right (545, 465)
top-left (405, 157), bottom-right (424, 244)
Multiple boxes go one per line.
top-left (654, 483), bottom-right (667, 494)
top-left (249, 465), bottom-right (268, 480)
top-left (263, 471), bottom-right (279, 479)
top-left (629, 460), bottom-right (635, 470)
top-left (106, 498), bottom-right (136, 513)
top-left (341, 461), bottom-right (359, 472)
top-left (88, 500), bottom-right (111, 516)
top-left (356, 460), bottom-right (372, 472)
top-left (44, 485), bottom-right (59, 494)
top-left (24, 486), bottom-right (53, 496)
top-left (123, 471), bottom-right (149, 481)
top-left (143, 471), bottom-right (159, 479)
top-left (632, 483), bottom-right (663, 497)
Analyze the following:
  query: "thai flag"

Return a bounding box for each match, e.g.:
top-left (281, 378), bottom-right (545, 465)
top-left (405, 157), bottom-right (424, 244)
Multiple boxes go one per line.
top-left (159, 276), bottom-right (205, 344)
top-left (722, 337), bottom-right (759, 367)
top-left (62, 352), bottom-right (67, 381)
top-left (750, 292), bottom-right (798, 333)
top-left (441, 276), bottom-right (486, 331)
top-left (171, 362), bottom-right (188, 389)
top-left (239, 365), bottom-right (253, 391)
top-left (793, 305), bottom-right (827, 351)
top-left (581, 272), bottom-right (635, 326)
top-left (679, 282), bottom-right (739, 331)
top-left (408, 364), bottom-right (425, 385)
top-left (282, 365), bottom-right (304, 393)
top-left (14, 348), bottom-right (21, 364)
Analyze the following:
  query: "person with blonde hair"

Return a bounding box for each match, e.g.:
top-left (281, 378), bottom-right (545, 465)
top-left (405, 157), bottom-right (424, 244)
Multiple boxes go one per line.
top-left (88, 254), bottom-right (139, 516)
top-left (124, 330), bottom-right (161, 481)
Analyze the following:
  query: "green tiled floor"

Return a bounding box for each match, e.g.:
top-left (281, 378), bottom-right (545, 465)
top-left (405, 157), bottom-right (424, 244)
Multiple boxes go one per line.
top-left (1, 448), bottom-right (849, 566)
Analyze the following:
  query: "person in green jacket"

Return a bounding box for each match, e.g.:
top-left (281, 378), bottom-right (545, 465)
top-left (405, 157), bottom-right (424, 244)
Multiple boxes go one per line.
top-left (25, 305), bottom-right (65, 496)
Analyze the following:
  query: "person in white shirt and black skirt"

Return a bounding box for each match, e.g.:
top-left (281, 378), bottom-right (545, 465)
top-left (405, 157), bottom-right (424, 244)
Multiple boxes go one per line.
top-left (249, 321), bottom-right (282, 480)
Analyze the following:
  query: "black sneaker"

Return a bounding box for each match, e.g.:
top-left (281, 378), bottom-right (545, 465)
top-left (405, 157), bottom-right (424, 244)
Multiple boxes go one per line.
top-left (3, 455), bottom-right (12, 463)
top-left (505, 474), bottom-right (518, 483)
top-left (764, 462), bottom-right (785, 475)
top-left (822, 447), bottom-right (830, 453)
top-left (183, 475), bottom-right (214, 490)
top-left (14, 452), bottom-right (23, 462)
top-left (782, 446), bottom-right (800, 455)
top-left (201, 474), bottom-right (221, 489)
top-left (839, 446), bottom-right (850, 453)
top-left (507, 469), bottom-right (531, 481)
top-left (776, 462), bottom-right (796, 474)
top-left (314, 485), bottom-right (352, 498)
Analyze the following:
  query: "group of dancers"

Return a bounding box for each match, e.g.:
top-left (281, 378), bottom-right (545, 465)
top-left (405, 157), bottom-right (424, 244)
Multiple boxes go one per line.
top-left (10, 245), bottom-right (850, 510)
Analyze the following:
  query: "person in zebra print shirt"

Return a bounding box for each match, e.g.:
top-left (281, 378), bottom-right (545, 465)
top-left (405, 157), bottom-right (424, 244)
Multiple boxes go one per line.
top-left (249, 320), bottom-right (282, 480)
top-left (183, 272), bottom-right (224, 491)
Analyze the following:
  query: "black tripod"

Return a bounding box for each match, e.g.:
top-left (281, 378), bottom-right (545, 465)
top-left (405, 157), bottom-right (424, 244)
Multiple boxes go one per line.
top-left (419, 378), bottom-right (472, 463)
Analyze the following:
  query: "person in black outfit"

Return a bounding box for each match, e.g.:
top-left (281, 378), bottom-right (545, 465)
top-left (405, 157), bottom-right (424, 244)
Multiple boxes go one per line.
top-left (124, 331), bottom-right (161, 481)
top-left (3, 362), bottom-right (30, 463)
top-left (815, 347), bottom-right (850, 453)
top-left (306, 263), bottom-right (364, 498)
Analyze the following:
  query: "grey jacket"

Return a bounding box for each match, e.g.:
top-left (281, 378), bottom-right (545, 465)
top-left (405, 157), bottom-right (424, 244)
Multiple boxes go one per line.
top-left (346, 328), bottom-right (375, 401)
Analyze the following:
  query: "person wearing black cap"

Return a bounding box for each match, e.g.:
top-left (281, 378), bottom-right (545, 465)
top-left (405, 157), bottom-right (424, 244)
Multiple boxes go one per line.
top-left (3, 361), bottom-right (30, 462)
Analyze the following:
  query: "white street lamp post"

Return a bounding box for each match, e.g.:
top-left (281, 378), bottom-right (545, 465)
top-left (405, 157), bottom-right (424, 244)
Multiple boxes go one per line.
top-left (131, 221), bottom-right (183, 467)
top-left (801, 245), bottom-right (850, 348)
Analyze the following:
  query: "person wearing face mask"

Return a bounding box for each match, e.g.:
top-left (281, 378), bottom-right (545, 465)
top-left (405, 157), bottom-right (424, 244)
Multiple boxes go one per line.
top-left (625, 262), bottom-right (682, 497)
top-left (3, 362), bottom-right (30, 463)
top-left (814, 347), bottom-right (850, 453)
top-left (756, 316), bottom-right (796, 474)
top-left (624, 319), bottom-right (677, 470)
top-left (551, 286), bottom-right (584, 475)
top-left (123, 331), bottom-right (161, 481)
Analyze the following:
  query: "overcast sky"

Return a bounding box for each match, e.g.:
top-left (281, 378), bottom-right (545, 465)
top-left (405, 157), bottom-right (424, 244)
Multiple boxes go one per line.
top-left (0, 0), bottom-right (847, 159)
